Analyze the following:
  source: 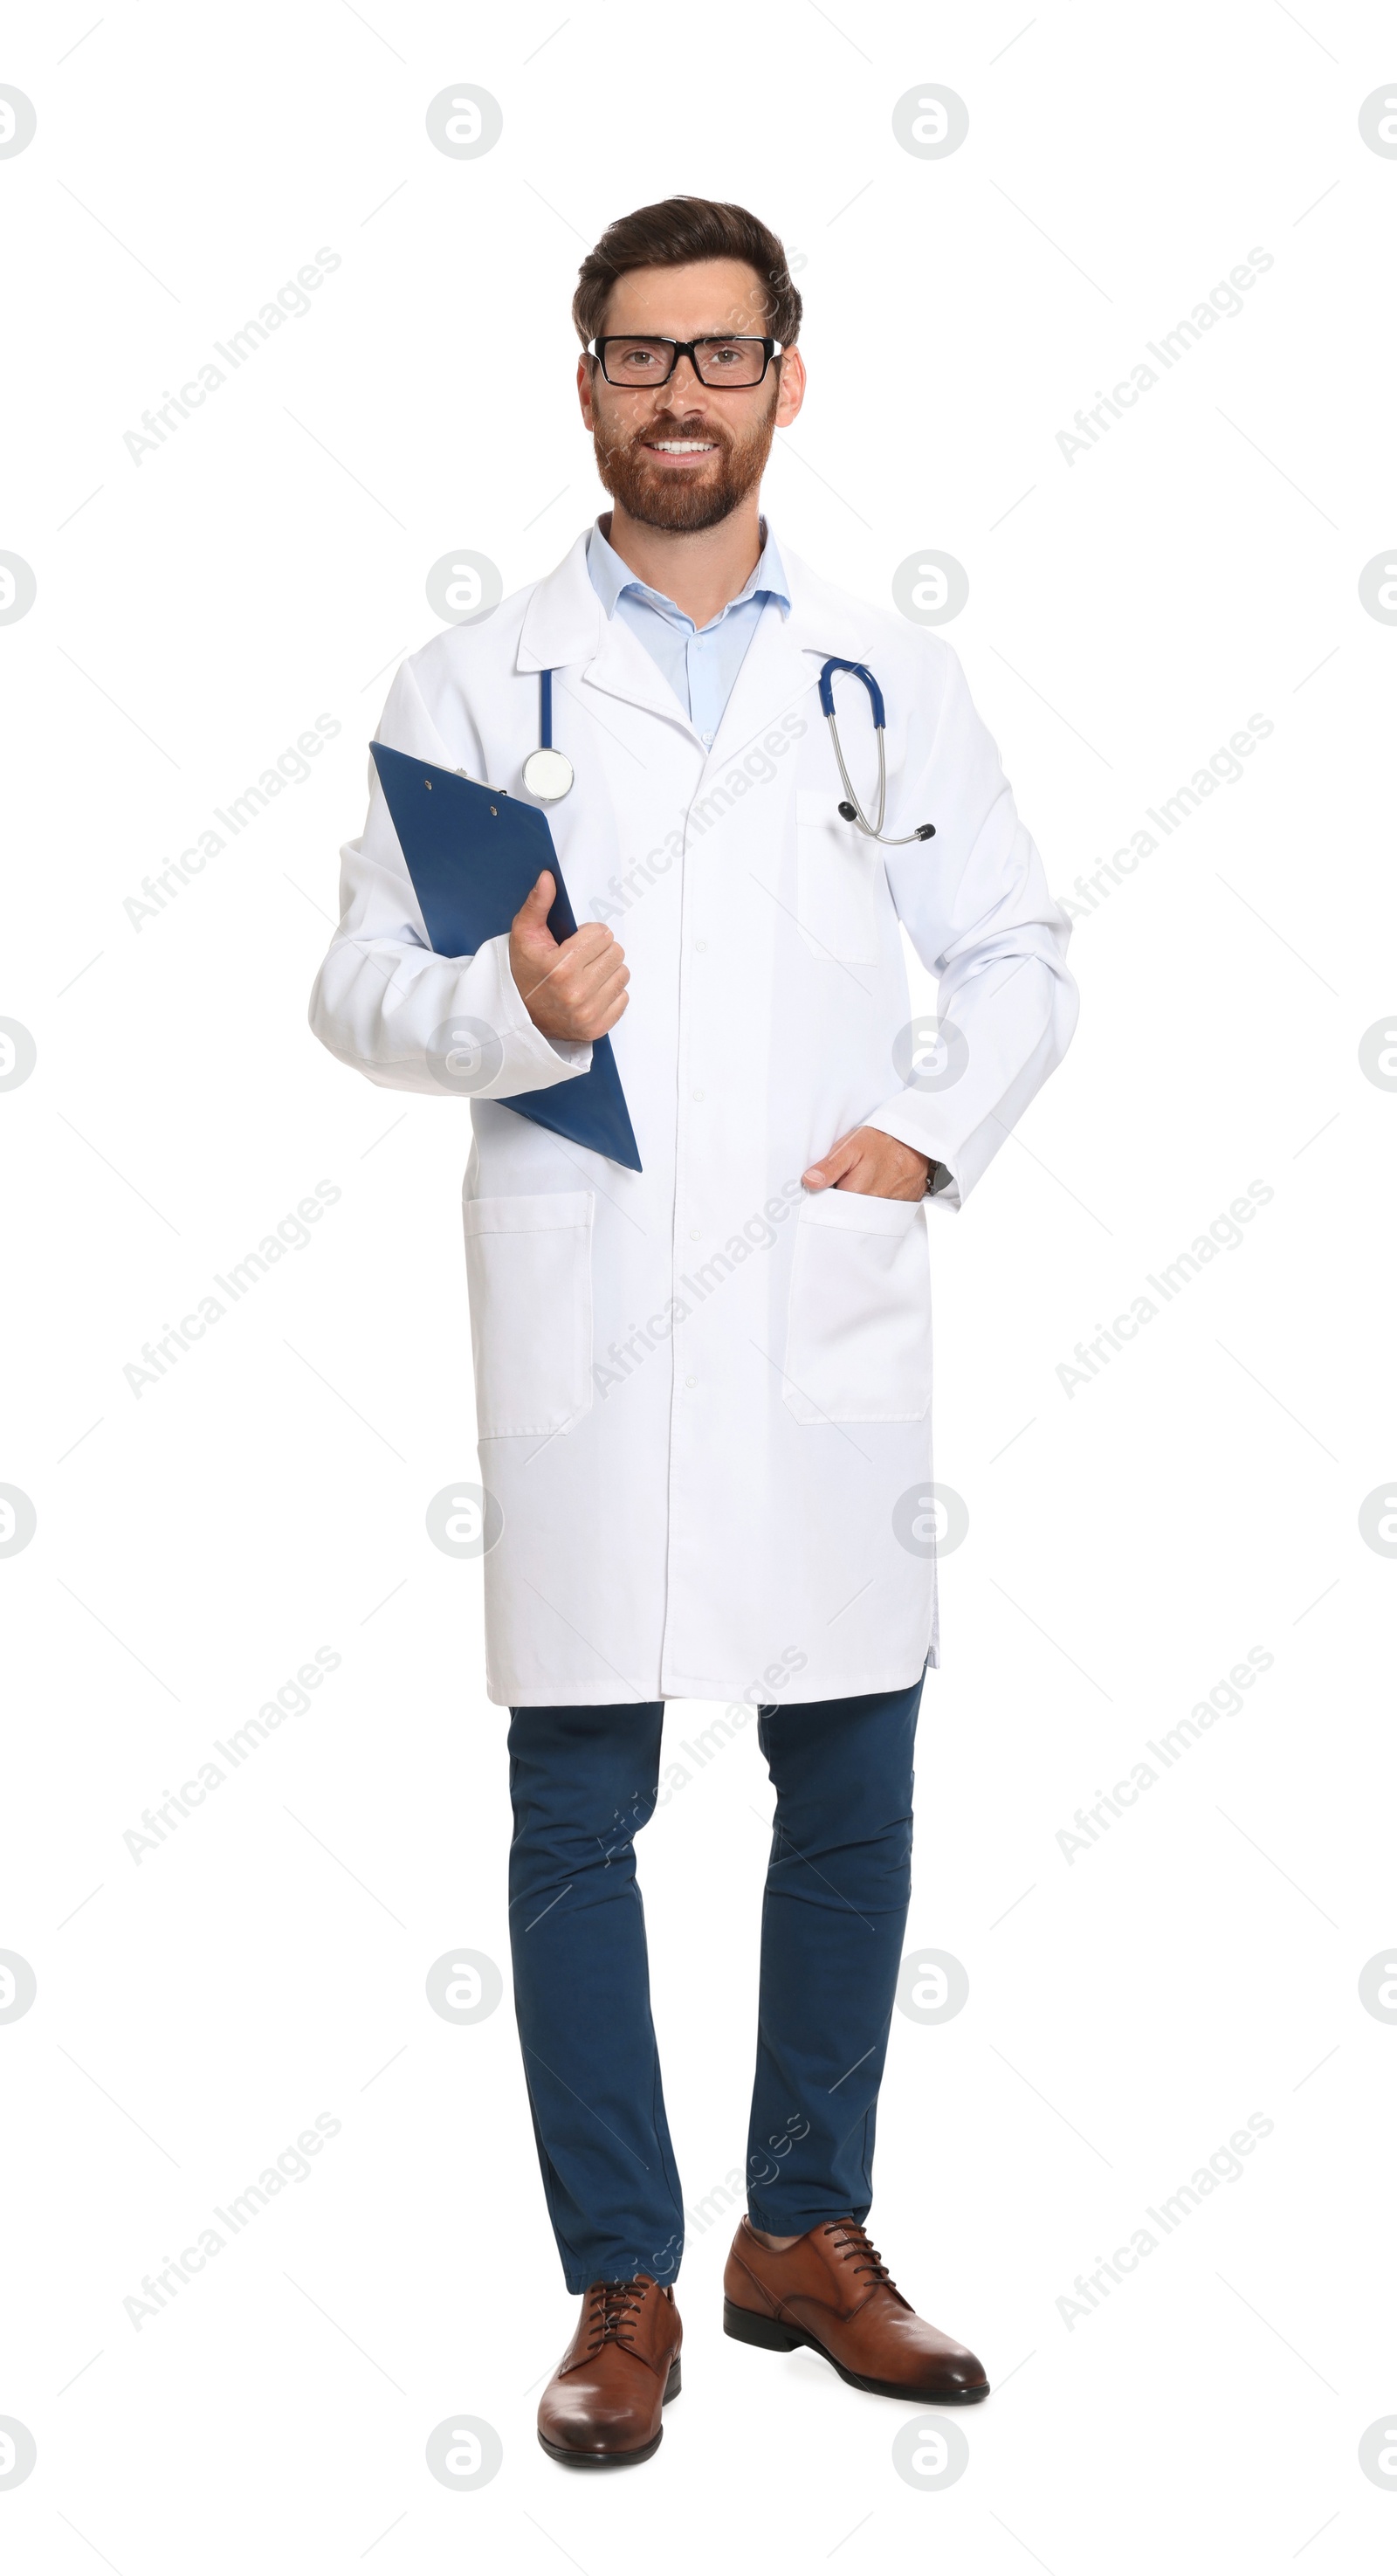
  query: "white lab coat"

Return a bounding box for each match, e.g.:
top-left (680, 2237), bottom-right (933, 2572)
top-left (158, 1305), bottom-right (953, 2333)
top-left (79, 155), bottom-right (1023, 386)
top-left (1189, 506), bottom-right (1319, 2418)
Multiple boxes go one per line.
top-left (309, 527), bottom-right (1077, 1706)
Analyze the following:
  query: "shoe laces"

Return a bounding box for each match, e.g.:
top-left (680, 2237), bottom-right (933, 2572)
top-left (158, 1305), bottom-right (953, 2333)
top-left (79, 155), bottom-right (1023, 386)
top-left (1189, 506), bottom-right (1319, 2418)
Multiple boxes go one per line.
top-left (582, 2276), bottom-right (652, 2355)
top-left (822, 2218), bottom-right (896, 2293)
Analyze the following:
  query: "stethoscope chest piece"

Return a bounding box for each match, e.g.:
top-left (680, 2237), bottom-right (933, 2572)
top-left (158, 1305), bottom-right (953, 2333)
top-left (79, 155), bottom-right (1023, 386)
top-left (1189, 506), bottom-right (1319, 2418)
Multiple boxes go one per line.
top-left (522, 745), bottom-right (574, 801)
top-left (523, 668), bottom-right (575, 802)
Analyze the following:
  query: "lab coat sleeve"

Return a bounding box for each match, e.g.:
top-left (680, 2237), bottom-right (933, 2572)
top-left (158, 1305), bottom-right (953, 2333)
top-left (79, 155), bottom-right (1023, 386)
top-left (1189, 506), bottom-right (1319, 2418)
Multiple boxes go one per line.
top-left (307, 658), bottom-right (593, 1098)
top-left (863, 642), bottom-right (1078, 1209)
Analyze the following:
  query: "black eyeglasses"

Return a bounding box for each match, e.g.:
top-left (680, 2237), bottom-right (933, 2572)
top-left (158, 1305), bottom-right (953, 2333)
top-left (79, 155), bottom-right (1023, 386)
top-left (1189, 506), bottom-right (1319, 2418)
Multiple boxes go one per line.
top-left (588, 334), bottom-right (782, 389)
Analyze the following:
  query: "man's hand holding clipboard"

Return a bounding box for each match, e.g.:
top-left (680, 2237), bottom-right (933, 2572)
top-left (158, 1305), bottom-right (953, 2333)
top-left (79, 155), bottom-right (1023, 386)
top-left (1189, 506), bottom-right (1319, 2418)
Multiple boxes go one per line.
top-left (508, 870), bottom-right (630, 1045)
top-left (368, 740), bottom-right (643, 1173)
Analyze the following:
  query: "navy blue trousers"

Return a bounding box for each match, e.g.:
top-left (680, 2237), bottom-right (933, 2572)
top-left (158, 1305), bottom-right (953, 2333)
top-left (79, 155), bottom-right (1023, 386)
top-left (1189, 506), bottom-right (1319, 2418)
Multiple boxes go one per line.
top-left (506, 1679), bottom-right (922, 2291)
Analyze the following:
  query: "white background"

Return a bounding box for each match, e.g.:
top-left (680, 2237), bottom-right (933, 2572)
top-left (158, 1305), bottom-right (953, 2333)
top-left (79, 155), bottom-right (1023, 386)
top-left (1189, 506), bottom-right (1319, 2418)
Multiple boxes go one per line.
top-left (3, 1), bottom-right (1395, 2566)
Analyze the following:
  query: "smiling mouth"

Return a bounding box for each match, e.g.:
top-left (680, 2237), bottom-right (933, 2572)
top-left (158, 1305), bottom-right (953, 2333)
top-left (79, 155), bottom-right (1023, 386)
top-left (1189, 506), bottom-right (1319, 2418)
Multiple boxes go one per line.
top-left (643, 437), bottom-right (718, 460)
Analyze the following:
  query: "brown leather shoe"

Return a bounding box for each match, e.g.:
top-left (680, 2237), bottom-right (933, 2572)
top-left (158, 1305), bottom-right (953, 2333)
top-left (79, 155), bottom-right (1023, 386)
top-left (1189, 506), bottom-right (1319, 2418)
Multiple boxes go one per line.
top-left (537, 2276), bottom-right (682, 2468)
top-left (724, 2215), bottom-right (988, 2403)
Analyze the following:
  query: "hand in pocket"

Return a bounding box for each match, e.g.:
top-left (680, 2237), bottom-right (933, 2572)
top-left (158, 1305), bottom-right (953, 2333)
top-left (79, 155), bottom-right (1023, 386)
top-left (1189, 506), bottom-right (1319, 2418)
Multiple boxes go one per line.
top-left (802, 1125), bottom-right (930, 1201)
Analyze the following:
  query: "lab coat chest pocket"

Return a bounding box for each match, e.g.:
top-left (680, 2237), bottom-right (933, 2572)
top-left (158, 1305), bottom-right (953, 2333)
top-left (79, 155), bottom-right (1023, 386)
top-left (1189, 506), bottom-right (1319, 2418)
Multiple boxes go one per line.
top-left (794, 786), bottom-right (884, 966)
top-left (463, 1192), bottom-right (594, 1438)
top-left (783, 1187), bottom-right (931, 1423)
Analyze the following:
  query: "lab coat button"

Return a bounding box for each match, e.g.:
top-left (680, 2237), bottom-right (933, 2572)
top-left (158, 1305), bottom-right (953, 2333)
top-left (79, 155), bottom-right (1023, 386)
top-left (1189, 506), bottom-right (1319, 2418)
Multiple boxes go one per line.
top-left (692, 1088), bottom-right (705, 1101)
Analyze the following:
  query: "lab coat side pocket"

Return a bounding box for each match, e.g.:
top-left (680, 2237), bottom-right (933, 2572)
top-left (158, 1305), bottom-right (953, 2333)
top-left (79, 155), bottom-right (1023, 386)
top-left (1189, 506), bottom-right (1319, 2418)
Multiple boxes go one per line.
top-left (782, 1187), bottom-right (931, 1423)
top-left (793, 786), bottom-right (884, 967)
top-left (463, 1191), bottom-right (594, 1438)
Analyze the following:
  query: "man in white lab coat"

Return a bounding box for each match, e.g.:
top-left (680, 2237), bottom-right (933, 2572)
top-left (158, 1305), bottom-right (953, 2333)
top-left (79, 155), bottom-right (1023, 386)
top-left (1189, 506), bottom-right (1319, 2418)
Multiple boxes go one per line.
top-left (311, 196), bottom-right (1077, 2468)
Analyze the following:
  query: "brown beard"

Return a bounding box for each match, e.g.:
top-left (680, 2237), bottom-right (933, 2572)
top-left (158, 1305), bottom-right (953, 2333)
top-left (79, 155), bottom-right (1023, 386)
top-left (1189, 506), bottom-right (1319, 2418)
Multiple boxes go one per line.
top-left (591, 382), bottom-right (780, 533)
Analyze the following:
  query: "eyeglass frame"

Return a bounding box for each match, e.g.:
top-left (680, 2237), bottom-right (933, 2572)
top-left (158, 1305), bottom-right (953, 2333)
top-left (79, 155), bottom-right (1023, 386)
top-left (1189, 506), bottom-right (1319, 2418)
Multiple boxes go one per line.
top-left (587, 334), bottom-right (784, 389)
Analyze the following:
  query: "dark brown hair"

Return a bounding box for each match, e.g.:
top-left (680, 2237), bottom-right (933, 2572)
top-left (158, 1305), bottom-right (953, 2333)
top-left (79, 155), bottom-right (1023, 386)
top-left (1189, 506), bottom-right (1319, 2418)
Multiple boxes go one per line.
top-left (572, 196), bottom-right (802, 349)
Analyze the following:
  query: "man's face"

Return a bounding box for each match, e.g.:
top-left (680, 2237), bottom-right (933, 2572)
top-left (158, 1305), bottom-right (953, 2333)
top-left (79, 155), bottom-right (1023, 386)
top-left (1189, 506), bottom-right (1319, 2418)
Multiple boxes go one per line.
top-left (577, 258), bottom-right (805, 533)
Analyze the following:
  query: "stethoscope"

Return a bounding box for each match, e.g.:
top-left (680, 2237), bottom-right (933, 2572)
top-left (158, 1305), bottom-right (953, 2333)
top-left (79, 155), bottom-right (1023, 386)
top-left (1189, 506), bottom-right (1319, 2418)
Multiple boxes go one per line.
top-left (520, 657), bottom-right (936, 847)
top-left (819, 659), bottom-right (935, 845)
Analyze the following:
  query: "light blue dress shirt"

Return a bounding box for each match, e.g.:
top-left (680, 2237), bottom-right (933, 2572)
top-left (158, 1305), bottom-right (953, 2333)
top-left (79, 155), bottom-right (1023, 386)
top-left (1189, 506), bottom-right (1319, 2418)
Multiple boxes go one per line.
top-left (586, 514), bottom-right (791, 747)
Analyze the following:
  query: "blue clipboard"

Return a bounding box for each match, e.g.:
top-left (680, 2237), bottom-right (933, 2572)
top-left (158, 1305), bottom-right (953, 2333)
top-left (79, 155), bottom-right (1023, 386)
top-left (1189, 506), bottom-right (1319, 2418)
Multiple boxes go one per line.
top-left (369, 740), bottom-right (642, 1174)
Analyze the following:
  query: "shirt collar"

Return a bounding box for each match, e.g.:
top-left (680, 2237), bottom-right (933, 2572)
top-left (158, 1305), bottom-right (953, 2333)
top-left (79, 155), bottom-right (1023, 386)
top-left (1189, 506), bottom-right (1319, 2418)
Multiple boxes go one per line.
top-left (587, 513), bottom-right (791, 630)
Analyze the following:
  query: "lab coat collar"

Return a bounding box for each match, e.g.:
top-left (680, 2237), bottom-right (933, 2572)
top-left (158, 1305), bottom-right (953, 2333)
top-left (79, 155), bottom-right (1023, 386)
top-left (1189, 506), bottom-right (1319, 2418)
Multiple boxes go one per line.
top-left (517, 529), bottom-right (685, 730)
top-left (516, 524), bottom-right (849, 752)
top-left (517, 530), bottom-right (604, 673)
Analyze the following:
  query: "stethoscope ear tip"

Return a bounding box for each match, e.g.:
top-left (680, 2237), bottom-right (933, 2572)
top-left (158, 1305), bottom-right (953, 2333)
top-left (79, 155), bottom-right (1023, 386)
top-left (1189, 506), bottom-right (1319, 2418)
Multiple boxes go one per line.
top-left (837, 800), bottom-right (857, 822)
